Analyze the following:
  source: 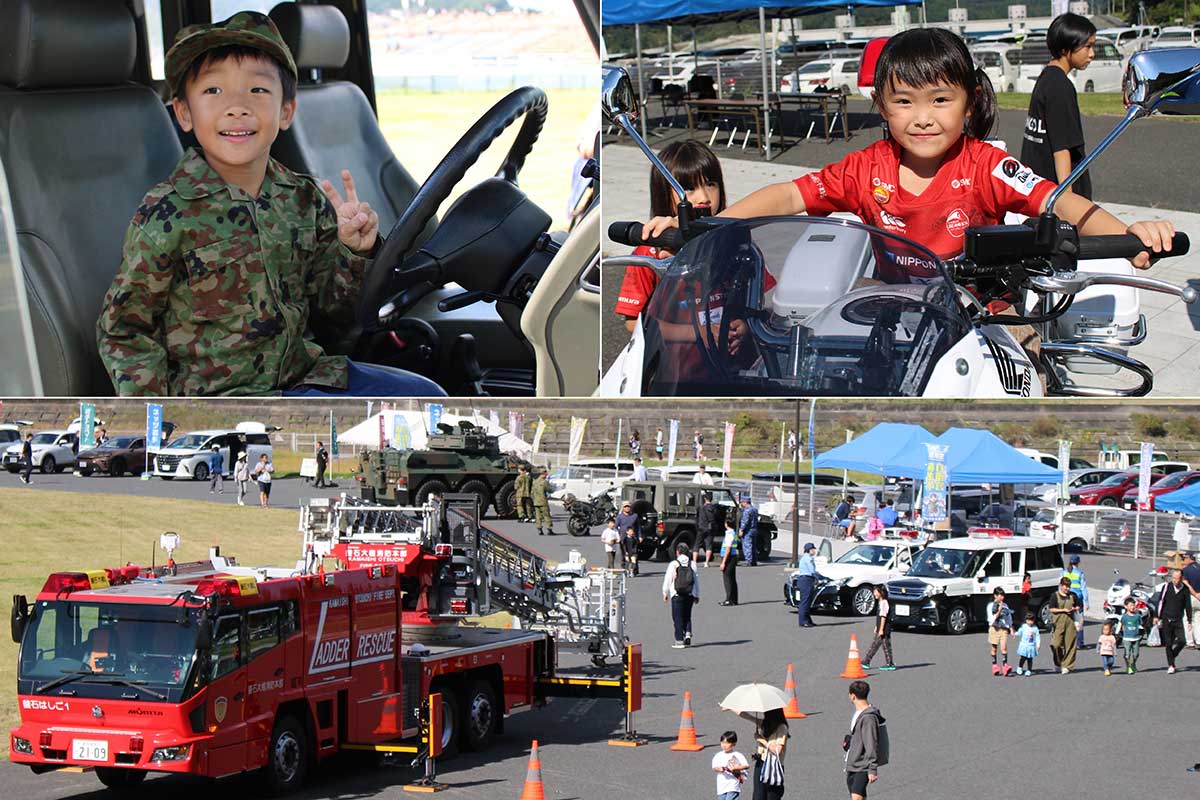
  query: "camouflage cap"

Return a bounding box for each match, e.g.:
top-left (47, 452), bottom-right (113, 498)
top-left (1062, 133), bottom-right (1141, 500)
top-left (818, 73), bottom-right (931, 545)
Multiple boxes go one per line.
top-left (165, 11), bottom-right (298, 98)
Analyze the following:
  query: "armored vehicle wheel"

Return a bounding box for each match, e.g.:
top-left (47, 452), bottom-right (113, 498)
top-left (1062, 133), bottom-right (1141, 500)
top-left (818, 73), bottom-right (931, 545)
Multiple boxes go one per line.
top-left (416, 479), bottom-right (451, 505)
top-left (494, 480), bottom-right (517, 518)
top-left (459, 479), bottom-right (494, 516)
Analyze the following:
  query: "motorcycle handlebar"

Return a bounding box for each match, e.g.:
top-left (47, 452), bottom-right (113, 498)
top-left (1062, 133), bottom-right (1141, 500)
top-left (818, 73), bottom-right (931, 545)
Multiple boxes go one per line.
top-left (608, 221), bottom-right (686, 253)
top-left (1077, 232), bottom-right (1189, 262)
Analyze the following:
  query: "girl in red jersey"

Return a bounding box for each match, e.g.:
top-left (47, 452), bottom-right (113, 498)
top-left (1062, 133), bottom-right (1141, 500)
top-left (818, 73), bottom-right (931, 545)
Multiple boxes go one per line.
top-left (642, 28), bottom-right (1174, 270)
top-left (614, 139), bottom-right (728, 335)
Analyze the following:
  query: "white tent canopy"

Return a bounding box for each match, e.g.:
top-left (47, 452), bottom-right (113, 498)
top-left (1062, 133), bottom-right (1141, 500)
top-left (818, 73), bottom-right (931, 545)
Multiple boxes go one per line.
top-left (337, 410), bottom-right (533, 459)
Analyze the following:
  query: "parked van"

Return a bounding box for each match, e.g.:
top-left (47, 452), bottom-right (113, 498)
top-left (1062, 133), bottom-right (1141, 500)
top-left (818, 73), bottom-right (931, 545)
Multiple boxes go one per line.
top-left (151, 422), bottom-right (273, 480)
top-left (780, 55), bottom-right (860, 94)
top-left (1017, 36), bottom-right (1124, 93)
top-left (971, 43), bottom-right (1021, 93)
top-left (1096, 26), bottom-right (1156, 56)
top-left (547, 457), bottom-right (637, 500)
top-left (1149, 26), bottom-right (1200, 49)
top-left (1097, 448), bottom-right (1174, 470)
top-left (1015, 448), bottom-right (1093, 471)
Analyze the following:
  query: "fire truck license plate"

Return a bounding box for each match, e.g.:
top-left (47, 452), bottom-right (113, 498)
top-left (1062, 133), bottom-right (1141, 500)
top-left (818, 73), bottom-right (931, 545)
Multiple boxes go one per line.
top-left (72, 739), bottom-right (108, 762)
top-left (894, 604), bottom-right (909, 616)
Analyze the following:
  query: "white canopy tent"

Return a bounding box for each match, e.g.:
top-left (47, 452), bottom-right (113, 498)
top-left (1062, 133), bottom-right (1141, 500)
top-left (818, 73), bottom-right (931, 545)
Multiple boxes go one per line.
top-left (337, 410), bottom-right (533, 459)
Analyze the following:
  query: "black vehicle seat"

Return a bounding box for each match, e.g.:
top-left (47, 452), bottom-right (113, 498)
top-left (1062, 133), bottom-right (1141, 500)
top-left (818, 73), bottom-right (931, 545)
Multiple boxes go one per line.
top-left (269, 3), bottom-right (430, 242)
top-left (0, 0), bottom-right (184, 396)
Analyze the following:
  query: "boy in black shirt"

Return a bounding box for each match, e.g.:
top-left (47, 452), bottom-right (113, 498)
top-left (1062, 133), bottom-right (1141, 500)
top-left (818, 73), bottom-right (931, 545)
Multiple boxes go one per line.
top-left (1021, 13), bottom-right (1095, 199)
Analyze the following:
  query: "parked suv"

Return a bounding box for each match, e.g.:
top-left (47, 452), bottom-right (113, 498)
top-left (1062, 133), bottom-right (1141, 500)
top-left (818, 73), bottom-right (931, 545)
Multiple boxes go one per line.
top-left (885, 535), bottom-right (1065, 634)
top-left (2, 430), bottom-right (77, 474)
top-left (76, 434), bottom-right (151, 477)
top-left (620, 480), bottom-right (777, 562)
top-left (151, 422), bottom-right (273, 480)
top-left (1071, 469), bottom-right (1163, 506)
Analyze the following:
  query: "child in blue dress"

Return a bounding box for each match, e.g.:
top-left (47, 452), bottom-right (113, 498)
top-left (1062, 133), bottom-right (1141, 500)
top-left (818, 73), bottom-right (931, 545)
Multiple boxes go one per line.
top-left (1016, 611), bottom-right (1041, 676)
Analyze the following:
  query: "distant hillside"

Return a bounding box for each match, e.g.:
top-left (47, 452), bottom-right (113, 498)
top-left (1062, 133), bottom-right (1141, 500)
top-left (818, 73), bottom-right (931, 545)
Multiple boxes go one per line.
top-left (370, 0), bottom-right (513, 12)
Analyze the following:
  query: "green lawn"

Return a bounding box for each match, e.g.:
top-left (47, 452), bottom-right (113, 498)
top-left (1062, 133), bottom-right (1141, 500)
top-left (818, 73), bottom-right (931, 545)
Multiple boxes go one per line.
top-left (375, 88), bottom-right (596, 231)
top-left (996, 92), bottom-right (1123, 117)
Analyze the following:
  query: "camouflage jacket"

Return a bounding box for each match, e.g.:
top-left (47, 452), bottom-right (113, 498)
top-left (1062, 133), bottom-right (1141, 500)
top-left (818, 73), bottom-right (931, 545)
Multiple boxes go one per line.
top-left (97, 147), bottom-right (366, 396)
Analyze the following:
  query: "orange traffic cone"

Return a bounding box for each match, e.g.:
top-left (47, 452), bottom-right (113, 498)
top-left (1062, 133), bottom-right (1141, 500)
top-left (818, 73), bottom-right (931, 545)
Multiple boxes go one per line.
top-left (520, 740), bottom-right (545, 800)
top-left (841, 634), bottom-right (868, 679)
top-left (781, 663), bottom-right (807, 719)
top-left (668, 691), bottom-right (705, 751)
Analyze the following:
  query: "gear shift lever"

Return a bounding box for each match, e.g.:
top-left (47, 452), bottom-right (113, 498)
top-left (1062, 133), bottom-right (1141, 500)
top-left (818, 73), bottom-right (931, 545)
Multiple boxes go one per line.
top-left (451, 334), bottom-right (485, 396)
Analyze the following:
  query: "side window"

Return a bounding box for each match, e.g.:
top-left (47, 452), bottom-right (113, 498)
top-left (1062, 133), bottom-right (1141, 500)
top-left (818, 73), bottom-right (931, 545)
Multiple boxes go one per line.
top-left (210, 615), bottom-right (242, 679)
top-left (982, 552), bottom-right (1004, 577)
top-left (897, 549), bottom-right (912, 567)
top-left (684, 492), bottom-right (697, 510)
top-left (667, 491), bottom-right (681, 510)
top-left (247, 607), bottom-right (280, 660)
top-left (1006, 551), bottom-right (1021, 576)
top-left (1100, 43), bottom-right (1119, 60)
top-left (1040, 546), bottom-right (1064, 571)
top-left (247, 433), bottom-right (270, 446)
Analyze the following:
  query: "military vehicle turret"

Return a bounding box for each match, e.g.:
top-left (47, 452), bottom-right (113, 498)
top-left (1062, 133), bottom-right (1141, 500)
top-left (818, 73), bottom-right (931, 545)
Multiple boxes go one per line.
top-left (356, 421), bottom-right (527, 517)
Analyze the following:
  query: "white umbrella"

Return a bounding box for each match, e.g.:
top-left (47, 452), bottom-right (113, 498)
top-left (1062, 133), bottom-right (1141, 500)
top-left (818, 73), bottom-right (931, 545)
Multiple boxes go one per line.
top-left (718, 683), bottom-right (788, 715)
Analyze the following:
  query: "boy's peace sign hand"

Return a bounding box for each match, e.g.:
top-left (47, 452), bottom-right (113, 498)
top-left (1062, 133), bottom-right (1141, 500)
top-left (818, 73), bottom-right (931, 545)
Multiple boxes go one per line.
top-left (322, 170), bottom-right (379, 255)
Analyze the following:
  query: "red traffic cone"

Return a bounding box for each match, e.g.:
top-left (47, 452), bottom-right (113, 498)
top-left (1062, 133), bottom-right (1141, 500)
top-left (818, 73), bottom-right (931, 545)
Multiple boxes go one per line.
top-left (840, 634), bottom-right (868, 680)
top-left (781, 663), bottom-right (807, 719)
top-left (519, 740), bottom-right (545, 800)
top-left (669, 691), bottom-right (705, 751)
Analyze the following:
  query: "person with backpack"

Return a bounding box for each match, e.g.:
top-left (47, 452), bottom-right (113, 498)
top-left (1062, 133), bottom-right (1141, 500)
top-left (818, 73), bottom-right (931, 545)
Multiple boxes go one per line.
top-left (662, 542), bottom-right (700, 648)
top-left (844, 680), bottom-right (888, 800)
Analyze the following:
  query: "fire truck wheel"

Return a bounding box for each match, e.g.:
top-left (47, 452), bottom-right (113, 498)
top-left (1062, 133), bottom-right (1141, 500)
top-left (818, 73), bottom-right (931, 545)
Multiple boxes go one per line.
top-left (431, 682), bottom-right (461, 759)
top-left (462, 679), bottom-right (498, 751)
top-left (458, 480), bottom-right (494, 517)
top-left (494, 481), bottom-right (518, 518)
top-left (416, 479), bottom-right (451, 507)
top-left (96, 767), bottom-right (146, 792)
top-left (262, 715), bottom-right (309, 795)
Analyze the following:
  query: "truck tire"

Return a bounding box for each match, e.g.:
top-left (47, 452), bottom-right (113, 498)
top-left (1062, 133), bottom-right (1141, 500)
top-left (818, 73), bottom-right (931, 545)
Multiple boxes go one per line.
top-left (462, 679), bottom-right (498, 752)
top-left (1067, 537), bottom-right (1088, 553)
top-left (193, 462), bottom-right (209, 482)
top-left (96, 767), bottom-right (146, 792)
top-left (669, 529), bottom-right (696, 556)
top-left (416, 479), bottom-right (450, 507)
top-left (851, 585), bottom-right (877, 616)
top-left (494, 480), bottom-right (518, 519)
top-left (109, 457), bottom-right (127, 477)
top-left (430, 681), bottom-right (460, 759)
top-left (40, 455), bottom-right (56, 474)
top-left (458, 479), bottom-right (494, 517)
top-left (944, 605), bottom-right (969, 635)
top-left (261, 714), bottom-right (309, 796)
top-left (1037, 599), bottom-right (1055, 631)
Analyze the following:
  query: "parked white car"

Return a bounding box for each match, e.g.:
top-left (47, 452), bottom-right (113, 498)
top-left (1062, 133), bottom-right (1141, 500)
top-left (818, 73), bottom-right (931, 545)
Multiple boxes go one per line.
top-left (151, 422), bottom-right (273, 481)
top-left (3, 430), bottom-right (78, 474)
top-left (0, 420), bottom-right (31, 447)
top-left (65, 415), bottom-right (106, 437)
top-left (1015, 448), bottom-right (1094, 471)
top-left (779, 56), bottom-right (860, 94)
top-left (1096, 26), bottom-right (1157, 56)
top-left (1017, 36), bottom-right (1124, 93)
top-left (1149, 26), bottom-right (1200, 49)
top-left (548, 457), bottom-right (637, 500)
top-left (1028, 505), bottom-right (1107, 551)
top-left (785, 540), bottom-right (923, 616)
top-left (971, 43), bottom-right (1021, 93)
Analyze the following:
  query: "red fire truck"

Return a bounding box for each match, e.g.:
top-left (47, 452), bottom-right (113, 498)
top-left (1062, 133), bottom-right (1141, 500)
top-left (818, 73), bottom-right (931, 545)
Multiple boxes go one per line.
top-left (9, 498), bottom-right (637, 793)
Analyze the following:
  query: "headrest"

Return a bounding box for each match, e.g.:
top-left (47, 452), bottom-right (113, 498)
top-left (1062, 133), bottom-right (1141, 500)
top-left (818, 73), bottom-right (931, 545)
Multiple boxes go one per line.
top-left (0, 0), bottom-right (136, 89)
top-left (270, 3), bottom-right (350, 71)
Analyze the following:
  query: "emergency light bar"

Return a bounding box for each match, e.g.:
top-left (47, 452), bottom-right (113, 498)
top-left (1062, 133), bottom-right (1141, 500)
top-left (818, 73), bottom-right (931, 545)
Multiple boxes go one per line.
top-left (41, 570), bottom-right (109, 593)
top-left (194, 575), bottom-right (259, 597)
top-left (967, 528), bottom-right (1015, 538)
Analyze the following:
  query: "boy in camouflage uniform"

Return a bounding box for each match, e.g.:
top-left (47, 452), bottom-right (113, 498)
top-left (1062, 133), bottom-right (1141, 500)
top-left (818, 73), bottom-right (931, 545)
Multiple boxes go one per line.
top-left (96, 12), bottom-right (441, 397)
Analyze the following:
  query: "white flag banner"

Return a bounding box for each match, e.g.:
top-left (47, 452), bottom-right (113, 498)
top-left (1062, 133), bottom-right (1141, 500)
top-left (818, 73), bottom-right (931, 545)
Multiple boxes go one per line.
top-left (1058, 439), bottom-right (1072, 501)
top-left (723, 422), bottom-right (736, 476)
top-left (667, 419), bottom-right (680, 468)
top-left (489, 410), bottom-right (500, 429)
top-left (532, 418), bottom-right (546, 457)
top-left (1137, 442), bottom-right (1154, 509)
top-left (615, 418), bottom-right (623, 469)
top-left (569, 417), bottom-right (588, 461)
top-left (508, 411), bottom-right (525, 440)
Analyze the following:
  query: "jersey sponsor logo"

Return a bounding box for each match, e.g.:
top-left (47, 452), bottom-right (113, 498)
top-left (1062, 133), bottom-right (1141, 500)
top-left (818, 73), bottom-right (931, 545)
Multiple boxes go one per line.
top-left (1024, 117), bottom-right (1046, 135)
top-left (945, 208), bottom-right (970, 238)
top-left (617, 295), bottom-right (643, 308)
top-left (807, 173), bottom-right (828, 200)
top-left (950, 177), bottom-right (972, 189)
top-left (879, 210), bottom-right (907, 230)
top-left (992, 158), bottom-right (1043, 197)
top-left (871, 177), bottom-right (896, 192)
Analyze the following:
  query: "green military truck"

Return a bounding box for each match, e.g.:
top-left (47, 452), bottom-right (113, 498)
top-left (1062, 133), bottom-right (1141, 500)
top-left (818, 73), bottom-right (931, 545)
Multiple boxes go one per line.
top-left (357, 421), bottom-right (528, 518)
top-left (620, 480), bottom-right (777, 562)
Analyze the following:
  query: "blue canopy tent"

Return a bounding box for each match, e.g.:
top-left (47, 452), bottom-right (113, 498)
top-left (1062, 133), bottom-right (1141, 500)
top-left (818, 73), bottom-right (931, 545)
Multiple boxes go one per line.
top-left (1155, 482), bottom-right (1200, 516)
top-left (813, 422), bottom-right (935, 475)
top-left (882, 427), bottom-right (1060, 484)
top-left (602, 0), bottom-right (922, 153)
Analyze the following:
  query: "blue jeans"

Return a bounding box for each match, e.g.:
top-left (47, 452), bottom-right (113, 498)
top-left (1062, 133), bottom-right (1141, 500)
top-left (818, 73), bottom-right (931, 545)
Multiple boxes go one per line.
top-left (718, 793), bottom-right (741, 800)
top-left (282, 360), bottom-right (445, 397)
top-left (1101, 654), bottom-right (1114, 670)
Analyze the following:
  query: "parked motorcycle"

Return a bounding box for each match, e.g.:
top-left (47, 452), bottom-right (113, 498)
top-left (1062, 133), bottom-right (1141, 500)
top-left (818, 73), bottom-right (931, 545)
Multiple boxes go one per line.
top-left (598, 51), bottom-right (1200, 398)
top-left (1103, 568), bottom-right (1158, 644)
top-left (563, 489), bottom-right (618, 536)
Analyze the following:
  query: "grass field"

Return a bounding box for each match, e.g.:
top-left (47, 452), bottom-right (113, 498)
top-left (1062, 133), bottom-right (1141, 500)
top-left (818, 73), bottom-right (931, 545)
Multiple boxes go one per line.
top-left (0, 489), bottom-right (305, 757)
top-left (375, 88), bottom-right (596, 231)
top-left (995, 92), bottom-right (1200, 119)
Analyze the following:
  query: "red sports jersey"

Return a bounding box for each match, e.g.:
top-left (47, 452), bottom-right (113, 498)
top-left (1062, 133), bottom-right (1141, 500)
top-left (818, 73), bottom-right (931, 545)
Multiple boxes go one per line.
top-left (793, 137), bottom-right (1056, 260)
top-left (612, 245), bottom-right (667, 318)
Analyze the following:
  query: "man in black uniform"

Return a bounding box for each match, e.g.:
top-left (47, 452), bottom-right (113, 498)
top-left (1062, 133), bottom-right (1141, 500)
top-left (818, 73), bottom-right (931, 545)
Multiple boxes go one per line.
top-left (696, 493), bottom-right (721, 568)
top-left (315, 441), bottom-right (329, 488)
top-left (19, 433), bottom-right (33, 484)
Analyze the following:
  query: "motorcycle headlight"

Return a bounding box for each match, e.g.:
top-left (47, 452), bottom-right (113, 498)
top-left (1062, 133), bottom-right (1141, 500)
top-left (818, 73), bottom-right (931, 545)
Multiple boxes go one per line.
top-left (151, 745), bottom-right (190, 762)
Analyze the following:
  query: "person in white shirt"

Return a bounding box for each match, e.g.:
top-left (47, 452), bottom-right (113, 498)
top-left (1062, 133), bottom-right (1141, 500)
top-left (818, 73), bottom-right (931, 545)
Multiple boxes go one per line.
top-left (252, 454), bottom-right (274, 508)
top-left (712, 730), bottom-right (750, 800)
top-left (663, 543), bottom-right (700, 648)
top-left (631, 456), bottom-right (648, 481)
top-left (600, 519), bottom-right (621, 569)
top-left (693, 464), bottom-right (715, 486)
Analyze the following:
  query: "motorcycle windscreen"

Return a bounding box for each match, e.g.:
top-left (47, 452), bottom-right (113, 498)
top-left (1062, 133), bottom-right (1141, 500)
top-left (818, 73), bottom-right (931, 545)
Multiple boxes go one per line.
top-left (639, 217), bottom-right (968, 396)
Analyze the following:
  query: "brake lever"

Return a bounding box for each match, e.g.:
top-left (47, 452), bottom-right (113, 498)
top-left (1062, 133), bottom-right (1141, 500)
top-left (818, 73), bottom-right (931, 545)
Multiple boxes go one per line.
top-left (1028, 273), bottom-right (1198, 304)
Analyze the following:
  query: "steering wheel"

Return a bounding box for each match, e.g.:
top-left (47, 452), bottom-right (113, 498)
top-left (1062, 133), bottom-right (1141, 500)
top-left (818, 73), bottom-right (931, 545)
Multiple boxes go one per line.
top-left (361, 86), bottom-right (549, 323)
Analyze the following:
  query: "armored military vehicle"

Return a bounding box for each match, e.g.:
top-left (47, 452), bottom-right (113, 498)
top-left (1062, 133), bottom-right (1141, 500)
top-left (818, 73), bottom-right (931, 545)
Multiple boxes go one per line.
top-left (357, 421), bottom-right (527, 517)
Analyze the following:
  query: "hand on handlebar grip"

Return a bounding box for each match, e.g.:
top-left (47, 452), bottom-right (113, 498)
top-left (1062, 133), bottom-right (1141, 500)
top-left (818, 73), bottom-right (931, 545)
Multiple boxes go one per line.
top-left (641, 215), bottom-right (680, 242)
top-left (1126, 220), bottom-right (1176, 269)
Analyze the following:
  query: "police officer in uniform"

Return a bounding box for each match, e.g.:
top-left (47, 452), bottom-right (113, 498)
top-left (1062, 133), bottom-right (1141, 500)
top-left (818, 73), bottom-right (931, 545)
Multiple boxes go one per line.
top-left (532, 468), bottom-right (555, 535)
top-left (795, 542), bottom-right (819, 627)
top-left (515, 464), bottom-right (534, 523)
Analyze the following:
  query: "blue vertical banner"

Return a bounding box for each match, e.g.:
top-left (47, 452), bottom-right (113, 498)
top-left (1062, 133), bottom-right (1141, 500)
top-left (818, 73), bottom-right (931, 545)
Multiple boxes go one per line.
top-left (329, 411), bottom-right (339, 457)
top-left (146, 403), bottom-right (164, 448)
top-left (922, 443), bottom-right (949, 523)
top-left (426, 403), bottom-right (444, 434)
top-left (394, 414), bottom-right (413, 450)
top-left (79, 403), bottom-right (96, 448)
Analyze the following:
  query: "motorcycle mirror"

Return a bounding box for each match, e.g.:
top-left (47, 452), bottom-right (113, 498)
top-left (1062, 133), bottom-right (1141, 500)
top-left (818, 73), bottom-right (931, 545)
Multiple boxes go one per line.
top-left (1124, 49), bottom-right (1200, 113)
top-left (600, 65), bottom-right (638, 121)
